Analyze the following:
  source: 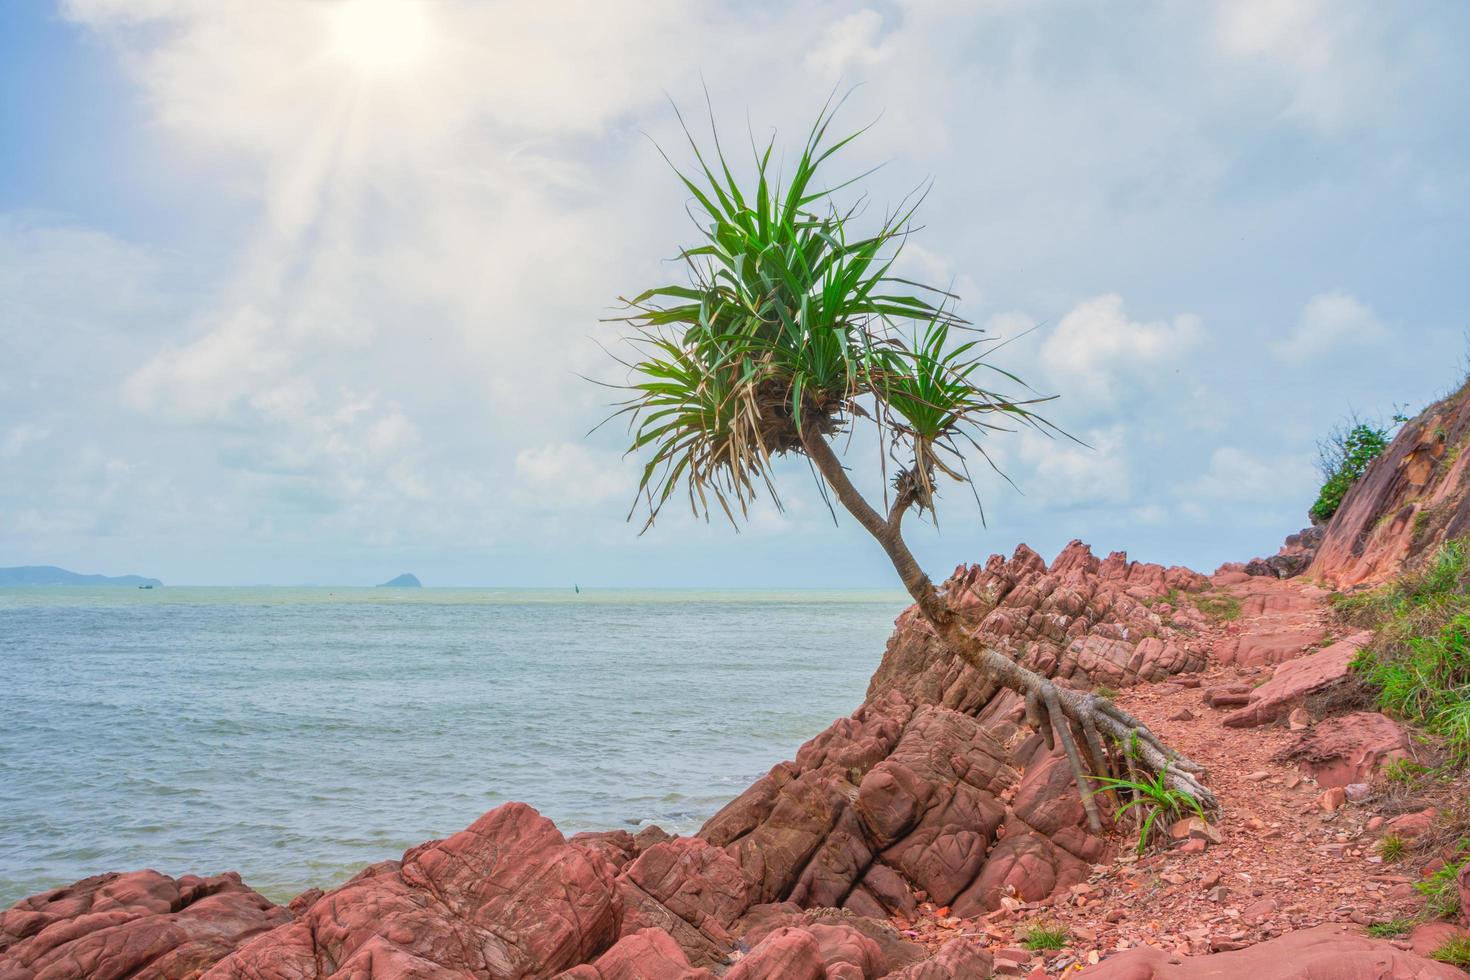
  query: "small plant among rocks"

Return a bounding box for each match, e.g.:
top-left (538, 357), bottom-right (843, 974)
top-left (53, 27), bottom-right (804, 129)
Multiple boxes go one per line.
top-left (1022, 923), bottom-right (1070, 951)
top-left (1194, 594), bottom-right (1242, 623)
top-left (1366, 917), bottom-right (1416, 938)
top-left (1430, 935), bottom-right (1470, 967)
top-left (1377, 834), bottom-right (1406, 862)
top-left (1091, 765), bottom-right (1207, 854)
top-left (1416, 844), bottom-right (1469, 918)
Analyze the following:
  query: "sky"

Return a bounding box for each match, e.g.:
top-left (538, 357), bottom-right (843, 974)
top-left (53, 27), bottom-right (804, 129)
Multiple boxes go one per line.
top-left (1, 0), bottom-right (1467, 587)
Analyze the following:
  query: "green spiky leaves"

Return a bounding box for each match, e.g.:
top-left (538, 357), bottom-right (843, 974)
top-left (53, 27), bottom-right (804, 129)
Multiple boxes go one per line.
top-left (607, 95), bottom-right (1054, 530)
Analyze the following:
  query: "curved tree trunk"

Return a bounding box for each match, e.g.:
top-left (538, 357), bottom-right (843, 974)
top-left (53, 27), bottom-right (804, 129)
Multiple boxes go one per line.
top-left (801, 429), bottom-right (1218, 827)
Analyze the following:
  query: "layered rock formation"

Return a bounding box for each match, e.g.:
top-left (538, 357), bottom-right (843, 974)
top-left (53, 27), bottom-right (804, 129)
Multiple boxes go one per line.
top-left (869, 541), bottom-right (1210, 710)
top-left (1310, 383), bottom-right (1470, 587)
top-left (0, 870), bottom-right (288, 979)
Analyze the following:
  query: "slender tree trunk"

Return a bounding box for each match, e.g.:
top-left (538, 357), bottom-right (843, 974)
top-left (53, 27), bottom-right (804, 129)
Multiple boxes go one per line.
top-left (801, 428), bottom-right (1218, 821)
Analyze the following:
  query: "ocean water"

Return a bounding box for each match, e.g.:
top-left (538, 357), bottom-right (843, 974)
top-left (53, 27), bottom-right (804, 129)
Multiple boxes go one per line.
top-left (0, 587), bottom-right (907, 905)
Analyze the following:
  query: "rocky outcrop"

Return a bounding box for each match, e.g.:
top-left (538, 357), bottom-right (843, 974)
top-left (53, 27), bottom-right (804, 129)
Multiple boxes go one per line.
top-left (1221, 632), bottom-right (1374, 728)
top-left (208, 802), bottom-right (621, 978)
top-left (1075, 923), bottom-right (1463, 980)
top-left (1209, 577), bottom-right (1328, 667)
top-left (0, 870), bottom-right (288, 980)
top-left (869, 541), bottom-right (1209, 710)
top-left (700, 688), bottom-right (1106, 922)
top-left (1311, 384), bottom-right (1470, 588)
top-left (1245, 525), bottom-right (1325, 580)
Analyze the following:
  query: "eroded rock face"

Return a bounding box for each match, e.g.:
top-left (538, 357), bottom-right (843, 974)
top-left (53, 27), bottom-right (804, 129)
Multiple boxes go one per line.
top-left (699, 688), bottom-right (1106, 922)
top-left (868, 541), bottom-right (1209, 710)
top-left (0, 870), bottom-right (288, 980)
top-left (1310, 386), bottom-right (1470, 588)
top-left (1075, 923), bottom-right (1464, 980)
top-left (207, 802), bottom-right (621, 979)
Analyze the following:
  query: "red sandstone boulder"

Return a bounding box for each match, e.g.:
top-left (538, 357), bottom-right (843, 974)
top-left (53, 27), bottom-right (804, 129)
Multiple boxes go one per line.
top-left (1222, 633), bottom-right (1373, 728)
top-left (556, 928), bottom-right (714, 980)
top-left (1279, 711), bottom-right (1408, 787)
top-left (883, 938), bottom-right (993, 979)
top-left (725, 928), bottom-right (825, 980)
top-left (1077, 923), bottom-right (1463, 980)
top-left (614, 836), bottom-right (749, 965)
top-left (0, 870), bottom-right (288, 980)
top-left (207, 802), bottom-right (620, 979)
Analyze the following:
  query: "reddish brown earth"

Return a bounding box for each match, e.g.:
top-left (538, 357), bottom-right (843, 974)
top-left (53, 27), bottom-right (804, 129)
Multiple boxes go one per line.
top-left (4, 544), bottom-right (1467, 979)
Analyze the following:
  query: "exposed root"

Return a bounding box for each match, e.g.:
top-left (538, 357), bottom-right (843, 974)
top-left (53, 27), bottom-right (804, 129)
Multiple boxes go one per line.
top-left (951, 636), bottom-right (1220, 818)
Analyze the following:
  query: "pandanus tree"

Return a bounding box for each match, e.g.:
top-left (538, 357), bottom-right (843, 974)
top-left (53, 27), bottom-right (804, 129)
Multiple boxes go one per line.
top-left (603, 101), bottom-right (1216, 828)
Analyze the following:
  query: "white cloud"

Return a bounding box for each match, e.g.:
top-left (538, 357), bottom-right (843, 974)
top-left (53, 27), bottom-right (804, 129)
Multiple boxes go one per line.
top-left (1038, 295), bottom-right (1205, 411)
top-left (1013, 425), bottom-right (1132, 509)
top-left (514, 443), bottom-right (630, 509)
top-left (1212, 0), bottom-right (1398, 131)
top-left (1271, 292), bottom-right (1388, 362)
top-left (1174, 446), bottom-right (1316, 503)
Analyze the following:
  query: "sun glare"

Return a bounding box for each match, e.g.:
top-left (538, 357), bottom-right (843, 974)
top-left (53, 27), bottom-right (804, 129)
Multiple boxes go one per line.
top-left (327, 0), bottom-right (431, 73)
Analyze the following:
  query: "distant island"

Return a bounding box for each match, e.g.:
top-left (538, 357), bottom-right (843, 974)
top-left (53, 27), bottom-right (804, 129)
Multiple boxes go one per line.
top-left (0, 565), bottom-right (162, 587)
top-left (378, 573), bottom-right (422, 587)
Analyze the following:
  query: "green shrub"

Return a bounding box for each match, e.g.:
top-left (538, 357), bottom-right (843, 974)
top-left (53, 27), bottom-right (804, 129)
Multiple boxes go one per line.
top-left (1022, 924), bottom-right (1070, 951)
top-left (1310, 422), bottom-right (1390, 523)
top-left (1378, 834), bottom-right (1406, 861)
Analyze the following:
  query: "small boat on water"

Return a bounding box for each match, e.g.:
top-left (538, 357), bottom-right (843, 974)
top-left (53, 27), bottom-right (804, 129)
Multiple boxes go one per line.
top-left (138, 584), bottom-right (155, 589)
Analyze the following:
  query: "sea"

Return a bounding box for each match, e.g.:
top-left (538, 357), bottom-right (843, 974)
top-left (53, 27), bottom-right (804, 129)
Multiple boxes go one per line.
top-left (0, 586), bottom-right (908, 905)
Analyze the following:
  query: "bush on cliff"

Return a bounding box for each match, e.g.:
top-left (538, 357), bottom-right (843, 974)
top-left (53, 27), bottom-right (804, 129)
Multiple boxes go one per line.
top-left (1311, 421), bottom-right (1390, 523)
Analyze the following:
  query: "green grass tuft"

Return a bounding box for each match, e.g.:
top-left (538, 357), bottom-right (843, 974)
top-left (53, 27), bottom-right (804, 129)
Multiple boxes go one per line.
top-left (1349, 539), bottom-right (1470, 765)
top-left (1378, 834), bottom-right (1406, 862)
top-left (1022, 923), bottom-right (1070, 951)
top-left (1416, 845), bottom-right (1469, 918)
top-left (1194, 594), bottom-right (1241, 622)
top-left (1430, 935), bottom-right (1470, 966)
top-left (1366, 917), bottom-right (1417, 938)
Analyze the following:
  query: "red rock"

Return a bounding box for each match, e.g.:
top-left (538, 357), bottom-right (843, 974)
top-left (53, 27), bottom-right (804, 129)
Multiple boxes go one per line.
top-left (1386, 808), bottom-right (1438, 840)
top-left (1317, 787), bottom-right (1347, 811)
top-left (883, 937), bottom-right (994, 979)
top-left (1077, 923), bottom-right (1464, 980)
top-left (0, 870), bottom-right (288, 980)
top-left (1283, 712), bottom-right (1408, 787)
top-left (1310, 388), bottom-right (1470, 589)
top-left (1241, 898), bottom-right (1277, 925)
top-left (868, 542), bottom-right (1207, 709)
top-left (724, 928), bottom-right (825, 980)
top-left (1222, 634), bottom-right (1374, 728)
top-left (579, 928), bottom-right (714, 980)
top-left (1168, 708), bottom-right (1195, 722)
top-left (1179, 839), bottom-right (1207, 854)
top-left (209, 802), bottom-right (620, 978)
top-left (1288, 708), bottom-right (1312, 731)
top-left (615, 836), bottom-right (748, 964)
top-left (1406, 922), bottom-right (1470, 960)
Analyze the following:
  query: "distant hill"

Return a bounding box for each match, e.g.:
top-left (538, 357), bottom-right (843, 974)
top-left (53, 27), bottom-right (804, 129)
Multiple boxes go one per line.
top-left (0, 565), bottom-right (163, 587)
top-left (378, 573), bottom-right (422, 587)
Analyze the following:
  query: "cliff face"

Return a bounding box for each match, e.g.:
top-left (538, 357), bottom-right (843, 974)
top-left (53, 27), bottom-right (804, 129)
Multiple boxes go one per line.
top-left (1309, 382), bottom-right (1470, 588)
